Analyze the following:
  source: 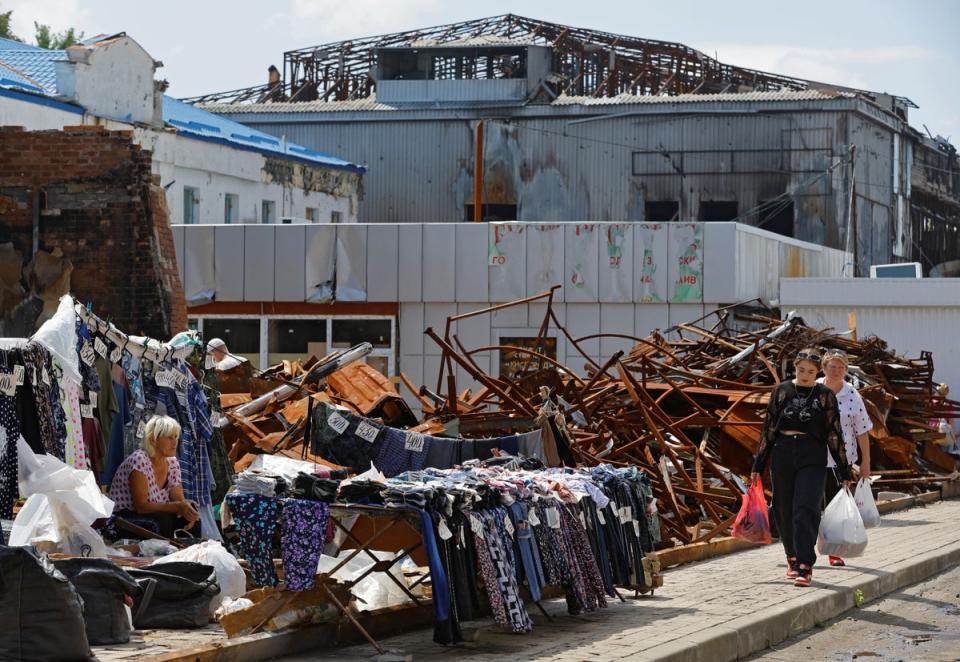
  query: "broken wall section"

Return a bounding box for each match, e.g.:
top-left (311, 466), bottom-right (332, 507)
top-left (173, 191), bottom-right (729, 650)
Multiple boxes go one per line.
top-left (0, 125), bottom-right (186, 337)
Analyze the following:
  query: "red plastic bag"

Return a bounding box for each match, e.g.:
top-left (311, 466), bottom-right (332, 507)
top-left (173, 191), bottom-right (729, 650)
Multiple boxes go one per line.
top-left (732, 478), bottom-right (772, 544)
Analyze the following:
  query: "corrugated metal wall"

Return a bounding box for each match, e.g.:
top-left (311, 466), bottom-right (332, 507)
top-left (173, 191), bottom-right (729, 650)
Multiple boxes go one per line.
top-left (228, 100), bottom-right (898, 269)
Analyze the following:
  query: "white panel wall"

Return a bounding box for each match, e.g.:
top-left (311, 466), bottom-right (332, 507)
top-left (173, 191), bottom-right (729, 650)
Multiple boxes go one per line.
top-left (782, 278), bottom-right (960, 393)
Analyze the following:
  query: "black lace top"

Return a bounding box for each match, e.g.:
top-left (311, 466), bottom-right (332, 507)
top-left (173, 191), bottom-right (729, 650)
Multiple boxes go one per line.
top-left (751, 381), bottom-right (852, 480)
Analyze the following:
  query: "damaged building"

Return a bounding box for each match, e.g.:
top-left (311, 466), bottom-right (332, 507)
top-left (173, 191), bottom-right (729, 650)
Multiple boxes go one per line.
top-left (194, 14), bottom-right (960, 275)
top-left (0, 34), bottom-right (365, 226)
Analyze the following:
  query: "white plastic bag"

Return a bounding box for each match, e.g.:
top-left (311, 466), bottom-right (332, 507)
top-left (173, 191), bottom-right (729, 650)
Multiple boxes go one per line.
top-left (853, 478), bottom-right (881, 528)
top-left (10, 436), bottom-right (114, 556)
top-left (152, 541), bottom-right (246, 615)
top-left (817, 486), bottom-right (868, 558)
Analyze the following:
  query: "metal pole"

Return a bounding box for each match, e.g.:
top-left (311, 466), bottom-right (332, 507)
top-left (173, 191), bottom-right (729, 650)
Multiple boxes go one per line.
top-left (848, 145), bottom-right (858, 277)
top-left (473, 119), bottom-right (485, 222)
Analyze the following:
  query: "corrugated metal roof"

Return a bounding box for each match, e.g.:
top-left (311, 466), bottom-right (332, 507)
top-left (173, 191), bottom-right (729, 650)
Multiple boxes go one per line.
top-left (200, 96), bottom-right (397, 114)
top-left (0, 48), bottom-right (64, 94)
top-left (0, 43), bottom-right (364, 172)
top-left (0, 59), bottom-right (46, 94)
top-left (551, 90), bottom-right (855, 106)
top-left (0, 37), bottom-right (43, 51)
top-left (202, 88), bottom-right (855, 115)
top-left (163, 96), bottom-right (365, 172)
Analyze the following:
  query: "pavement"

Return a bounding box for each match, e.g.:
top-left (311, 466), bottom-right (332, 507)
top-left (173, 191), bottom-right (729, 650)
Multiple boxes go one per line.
top-left (748, 563), bottom-right (960, 662)
top-left (92, 498), bottom-right (960, 662)
top-left (269, 499), bottom-right (960, 662)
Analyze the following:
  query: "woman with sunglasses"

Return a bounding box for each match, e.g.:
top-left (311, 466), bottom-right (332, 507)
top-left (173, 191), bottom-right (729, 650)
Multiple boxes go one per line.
top-left (751, 348), bottom-right (852, 587)
top-left (818, 349), bottom-right (873, 567)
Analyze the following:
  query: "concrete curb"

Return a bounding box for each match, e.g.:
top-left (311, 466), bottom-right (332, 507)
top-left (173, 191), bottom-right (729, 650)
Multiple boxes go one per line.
top-left (639, 528), bottom-right (960, 661)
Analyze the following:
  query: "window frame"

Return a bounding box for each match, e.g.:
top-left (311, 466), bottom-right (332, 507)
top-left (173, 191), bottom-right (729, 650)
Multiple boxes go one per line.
top-left (188, 314), bottom-right (396, 376)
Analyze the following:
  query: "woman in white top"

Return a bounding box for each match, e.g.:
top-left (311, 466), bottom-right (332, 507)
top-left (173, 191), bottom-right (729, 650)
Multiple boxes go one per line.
top-left (818, 349), bottom-right (873, 566)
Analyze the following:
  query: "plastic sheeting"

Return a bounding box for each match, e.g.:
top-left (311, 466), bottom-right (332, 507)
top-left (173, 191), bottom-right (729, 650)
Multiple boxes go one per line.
top-left (31, 294), bottom-right (80, 383)
top-left (10, 436), bottom-right (114, 556)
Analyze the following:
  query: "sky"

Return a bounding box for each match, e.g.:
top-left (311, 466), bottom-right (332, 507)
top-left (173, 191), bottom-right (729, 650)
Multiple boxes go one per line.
top-left (4, 0), bottom-right (959, 141)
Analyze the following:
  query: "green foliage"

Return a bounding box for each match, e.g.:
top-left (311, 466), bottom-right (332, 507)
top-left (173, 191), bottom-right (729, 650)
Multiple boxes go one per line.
top-left (34, 22), bottom-right (83, 49)
top-left (0, 6), bottom-right (21, 41)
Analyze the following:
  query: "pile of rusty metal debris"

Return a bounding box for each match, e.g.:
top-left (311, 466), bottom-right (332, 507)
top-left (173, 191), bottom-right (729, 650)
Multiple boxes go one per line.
top-left (217, 287), bottom-right (959, 549)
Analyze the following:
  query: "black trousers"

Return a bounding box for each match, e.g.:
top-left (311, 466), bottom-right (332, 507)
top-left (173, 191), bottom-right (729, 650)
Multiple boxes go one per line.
top-left (771, 435), bottom-right (827, 567)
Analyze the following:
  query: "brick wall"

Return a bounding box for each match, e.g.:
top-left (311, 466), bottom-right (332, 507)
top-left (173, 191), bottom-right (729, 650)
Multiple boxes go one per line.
top-left (0, 125), bottom-right (186, 337)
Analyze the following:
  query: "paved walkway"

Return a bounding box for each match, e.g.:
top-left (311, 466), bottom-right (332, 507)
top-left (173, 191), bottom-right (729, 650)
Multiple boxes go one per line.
top-left (270, 499), bottom-right (960, 662)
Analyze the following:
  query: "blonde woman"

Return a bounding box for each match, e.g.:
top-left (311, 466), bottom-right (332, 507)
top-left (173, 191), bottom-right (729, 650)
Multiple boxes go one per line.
top-left (818, 349), bottom-right (873, 567)
top-left (108, 415), bottom-right (200, 537)
top-left (751, 349), bottom-right (851, 587)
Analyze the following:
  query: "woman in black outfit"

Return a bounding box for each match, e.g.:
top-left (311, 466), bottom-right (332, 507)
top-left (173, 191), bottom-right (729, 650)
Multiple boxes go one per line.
top-left (750, 348), bottom-right (852, 587)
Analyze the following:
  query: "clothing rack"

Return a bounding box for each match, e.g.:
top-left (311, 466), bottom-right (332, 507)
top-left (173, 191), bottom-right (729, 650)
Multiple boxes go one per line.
top-left (74, 305), bottom-right (198, 365)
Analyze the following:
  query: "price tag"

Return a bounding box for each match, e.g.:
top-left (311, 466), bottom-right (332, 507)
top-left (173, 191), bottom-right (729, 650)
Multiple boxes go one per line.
top-left (545, 506), bottom-right (561, 529)
top-left (13, 364), bottom-right (25, 386)
top-left (633, 520), bottom-right (641, 537)
top-left (89, 390), bottom-right (98, 408)
top-left (437, 517), bottom-right (453, 540)
top-left (110, 347), bottom-right (122, 364)
top-left (80, 404), bottom-right (94, 419)
top-left (404, 432), bottom-right (425, 453)
top-left (597, 509), bottom-right (606, 526)
top-left (468, 514), bottom-right (484, 536)
top-left (80, 342), bottom-right (96, 367)
top-left (0, 373), bottom-right (16, 396)
top-left (504, 517), bottom-right (515, 538)
top-left (578, 511), bottom-right (586, 528)
top-left (30, 365), bottom-right (37, 386)
top-left (136, 420), bottom-right (146, 439)
top-left (619, 505), bottom-right (633, 524)
top-left (41, 366), bottom-right (51, 386)
top-left (327, 412), bottom-right (350, 435)
top-left (528, 508), bottom-right (541, 527)
top-left (155, 370), bottom-right (175, 389)
top-left (94, 338), bottom-right (108, 358)
top-left (355, 420), bottom-right (380, 443)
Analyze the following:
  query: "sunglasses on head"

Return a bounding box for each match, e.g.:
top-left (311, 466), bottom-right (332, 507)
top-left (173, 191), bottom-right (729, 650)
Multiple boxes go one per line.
top-left (795, 351), bottom-right (821, 365)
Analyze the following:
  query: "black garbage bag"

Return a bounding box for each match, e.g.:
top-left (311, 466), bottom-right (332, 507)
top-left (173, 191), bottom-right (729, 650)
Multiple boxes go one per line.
top-left (0, 545), bottom-right (93, 662)
top-left (53, 558), bottom-right (142, 645)
top-left (127, 561), bottom-right (219, 629)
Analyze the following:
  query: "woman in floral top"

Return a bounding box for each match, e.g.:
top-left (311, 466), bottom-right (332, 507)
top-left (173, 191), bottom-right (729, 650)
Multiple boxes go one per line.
top-left (108, 415), bottom-right (200, 537)
top-left (751, 348), bottom-right (851, 587)
top-left (818, 348), bottom-right (873, 567)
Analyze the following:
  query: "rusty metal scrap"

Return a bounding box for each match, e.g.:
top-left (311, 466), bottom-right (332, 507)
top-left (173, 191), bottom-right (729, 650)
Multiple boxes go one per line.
top-left (216, 289), bottom-right (958, 549)
top-left (420, 292), bottom-right (960, 546)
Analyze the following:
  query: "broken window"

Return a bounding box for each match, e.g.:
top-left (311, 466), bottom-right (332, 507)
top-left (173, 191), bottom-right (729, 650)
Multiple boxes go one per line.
top-left (699, 200), bottom-right (739, 222)
top-left (330, 210), bottom-right (342, 223)
top-left (261, 200), bottom-right (276, 224)
top-left (305, 207), bottom-right (318, 222)
top-left (183, 186), bottom-right (199, 224)
top-left (645, 201), bottom-right (679, 223)
top-left (757, 199), bottom-right (794, 238)
top-left (268, 319), bottom-right (327, 365)
top-left (463, 204), bottom-right (518, 222)
top-left (332, 318), bottom-right (391, 349)
top-left (224, 193), bottom-right (238, 224)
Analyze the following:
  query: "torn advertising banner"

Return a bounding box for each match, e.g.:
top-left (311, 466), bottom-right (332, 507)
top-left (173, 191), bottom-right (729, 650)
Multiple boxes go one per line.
top-left (637, 224), bottom-right (664, 303)
top-left (527, 224), bottom-right (563, 297)
top-left (488, 223), bottom-right (526, 301)
top-left (670, 223), bottom-right (703, 303)
top-left (601, 223), bottom-right (632, 302)
top-left (565, 223), bottom-right (599, 301)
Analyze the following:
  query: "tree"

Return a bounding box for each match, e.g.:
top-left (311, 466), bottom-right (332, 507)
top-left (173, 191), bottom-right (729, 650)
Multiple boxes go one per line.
top-left (1, 5), bottom-right (21, 41)
top-left (34, 22), bottom-right (83, 49)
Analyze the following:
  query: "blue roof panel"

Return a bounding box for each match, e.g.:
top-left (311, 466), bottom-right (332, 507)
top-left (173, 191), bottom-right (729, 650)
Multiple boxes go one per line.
top-left (0, 48), bottom-right (64, 94)
top-left (0, 43), bottom-right (364, 173)
top-left (0, 37), bottom-right (44, 51)
top-left (162, 96), bottom-right (364, 172)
